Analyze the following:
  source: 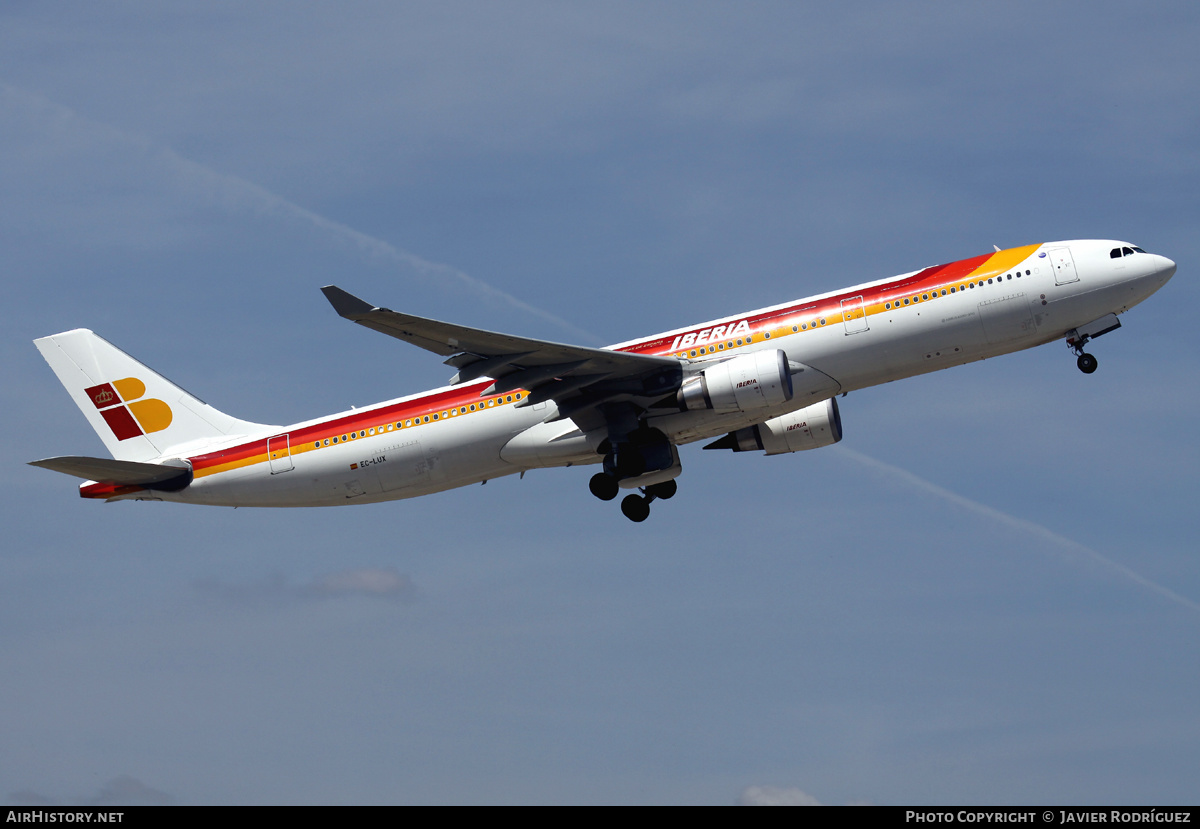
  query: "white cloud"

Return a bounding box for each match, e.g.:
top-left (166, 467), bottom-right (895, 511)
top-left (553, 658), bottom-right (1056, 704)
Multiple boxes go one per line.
top-left (7, 776), bottom-right (174, 806)
top-left (312, 567), bottom-right (416, 599)
top-left (738, 785), bottom-right (822, 806)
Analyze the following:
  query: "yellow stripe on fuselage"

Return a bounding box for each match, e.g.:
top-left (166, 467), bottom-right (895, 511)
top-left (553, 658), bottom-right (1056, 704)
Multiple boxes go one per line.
top-left (965, 245), bottom-right (1040, 280)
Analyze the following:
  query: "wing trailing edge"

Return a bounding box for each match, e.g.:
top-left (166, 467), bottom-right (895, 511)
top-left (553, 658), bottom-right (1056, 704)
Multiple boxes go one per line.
top-left (321, 285), bottom-right (682, 428)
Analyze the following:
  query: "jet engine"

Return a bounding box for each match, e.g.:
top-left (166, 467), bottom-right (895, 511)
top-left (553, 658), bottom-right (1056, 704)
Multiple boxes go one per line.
top-left (677, 349), bottom-right (792, 413)
top-left (704, 397), bottom-right (842, 455)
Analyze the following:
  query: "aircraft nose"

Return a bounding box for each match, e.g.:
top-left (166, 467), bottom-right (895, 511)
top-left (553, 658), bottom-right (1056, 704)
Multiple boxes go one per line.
top-left (1156, 255), bottom-right (1177, 282)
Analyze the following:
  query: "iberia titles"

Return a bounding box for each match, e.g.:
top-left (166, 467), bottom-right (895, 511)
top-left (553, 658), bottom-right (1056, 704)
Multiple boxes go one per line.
top-left (669, 319), bottom-right (752, 352)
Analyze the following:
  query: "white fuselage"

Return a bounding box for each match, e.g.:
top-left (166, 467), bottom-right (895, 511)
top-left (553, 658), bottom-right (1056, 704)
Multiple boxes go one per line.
top-left (134, 239), bottom-right (1175, 507)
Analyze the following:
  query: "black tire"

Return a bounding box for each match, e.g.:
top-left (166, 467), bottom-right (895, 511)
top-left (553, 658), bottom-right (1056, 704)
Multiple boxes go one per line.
top-left (621, 494), bottom-right (650, 522)
top-left (1077, 353), bottom-right (1098, 374)
top-left (646, 479), bottom-right (677, 500)
top-left (589, 472), bottom-right (619, 501)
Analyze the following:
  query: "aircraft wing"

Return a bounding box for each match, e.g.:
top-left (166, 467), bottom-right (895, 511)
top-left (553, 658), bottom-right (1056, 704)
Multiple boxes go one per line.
top-left (322, 286), bottom-right (682, 422)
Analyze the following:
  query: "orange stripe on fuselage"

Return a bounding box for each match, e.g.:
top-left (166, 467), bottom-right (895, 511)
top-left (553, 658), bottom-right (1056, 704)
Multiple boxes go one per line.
top-left (186, 245), bottom-right (1043, 478)
top-left (628, 244), bottom-right (1043, 358)
top-left (188, 379), bottom-right (518, 479)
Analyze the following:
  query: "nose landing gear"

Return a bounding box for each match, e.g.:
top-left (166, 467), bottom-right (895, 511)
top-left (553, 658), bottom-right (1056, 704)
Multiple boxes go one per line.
top-left (1068, 331), bottom-right (1099, 374)
top-left (1069, 338), bottom-right (1099, 374)
top-left (1065, 313), bottom-right (1121, 375)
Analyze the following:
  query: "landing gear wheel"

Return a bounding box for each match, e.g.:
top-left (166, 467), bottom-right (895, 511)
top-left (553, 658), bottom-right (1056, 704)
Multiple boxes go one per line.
top-left (646, 479), bottom-right (677, 500)
top-left (589, 472), bottom-right (619, 501)
top-left (1077, 352), bottom-right (1098, 374)
top-left (621, 494), bottom-right (650, 523)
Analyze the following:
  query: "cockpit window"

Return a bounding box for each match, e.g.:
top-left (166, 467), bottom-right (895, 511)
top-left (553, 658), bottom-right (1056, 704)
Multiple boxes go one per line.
top-left (1122, 246), bottom-right (1135, 256)
top-left (1132, 246), bottom-right (1146, 253)
top-left (1110, 248), bottom-right (1122, 259)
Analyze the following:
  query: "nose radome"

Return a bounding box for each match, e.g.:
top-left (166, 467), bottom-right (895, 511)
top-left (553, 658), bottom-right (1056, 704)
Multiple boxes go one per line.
top-left (1158, 255), bottom-right (1177, 281)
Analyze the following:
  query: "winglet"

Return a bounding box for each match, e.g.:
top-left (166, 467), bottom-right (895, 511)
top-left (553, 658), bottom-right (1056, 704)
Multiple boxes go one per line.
top-left (321, 285), bottom-right (378, 319)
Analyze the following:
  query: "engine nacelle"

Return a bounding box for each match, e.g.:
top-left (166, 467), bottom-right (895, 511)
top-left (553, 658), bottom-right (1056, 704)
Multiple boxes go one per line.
top-left (677, 349), bottom-right (793, 413)
top-left (706, 398), bottom-right (842, 455)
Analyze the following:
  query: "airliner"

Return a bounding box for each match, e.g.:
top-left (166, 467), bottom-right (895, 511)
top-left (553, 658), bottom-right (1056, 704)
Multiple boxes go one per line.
top-left (31, 240), bottom-right (1175, 521)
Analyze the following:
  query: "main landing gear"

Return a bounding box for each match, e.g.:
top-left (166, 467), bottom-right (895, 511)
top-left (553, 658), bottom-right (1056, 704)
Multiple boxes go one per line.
top-left (590, 471), bottom-right (678, 522)
top-left (618, 479), bottom-right (677, 522)
top-left (588, 432), bottom-right (680, 522)
top-left (589, 472), bottom-right (619, 501)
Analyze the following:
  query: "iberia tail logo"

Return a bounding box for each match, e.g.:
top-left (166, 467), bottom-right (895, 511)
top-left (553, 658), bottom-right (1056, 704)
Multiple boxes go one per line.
top-left (84, 377), bottom-right (172, 441)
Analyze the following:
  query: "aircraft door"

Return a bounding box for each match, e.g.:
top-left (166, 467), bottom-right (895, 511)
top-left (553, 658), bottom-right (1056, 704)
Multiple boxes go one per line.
top-left (841, 295), bottom-right (869, 334)
top-left (267, 434), bottom-right (293, 474)
top-left (1048, 247), bottom-right (1080, 285)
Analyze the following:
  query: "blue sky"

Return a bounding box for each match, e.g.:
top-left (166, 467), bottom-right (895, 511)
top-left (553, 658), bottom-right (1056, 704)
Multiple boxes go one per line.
top-left (2, 2), bottom-right (1197, 805)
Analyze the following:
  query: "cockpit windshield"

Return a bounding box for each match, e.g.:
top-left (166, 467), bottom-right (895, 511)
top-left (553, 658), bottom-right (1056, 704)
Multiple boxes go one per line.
top-left (1110, 246), bottom-right (1147, 258)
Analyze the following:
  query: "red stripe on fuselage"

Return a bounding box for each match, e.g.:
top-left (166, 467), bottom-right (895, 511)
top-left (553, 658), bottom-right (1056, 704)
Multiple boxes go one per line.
top-left (188, 381), bottom-right (496, 475)
top-left (187, 248), bottom-right (1023, 477)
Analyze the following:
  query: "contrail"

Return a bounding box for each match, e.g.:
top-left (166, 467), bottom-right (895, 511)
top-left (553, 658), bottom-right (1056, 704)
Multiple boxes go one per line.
top-left (1, 81), bottom-right (600, 344)
top-left (837, 446), bottom-right (1200, 615)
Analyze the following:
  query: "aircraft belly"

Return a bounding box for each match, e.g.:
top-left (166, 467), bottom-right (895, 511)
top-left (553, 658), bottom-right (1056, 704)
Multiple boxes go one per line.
top-left (347, 405), bottom-right (526, 499)
top-left (373, 439), bottom-right (430, 492)
top-left (179, 449), bottom-right (353, 506)
top-left (437, 404), bottom-right (533, 477)
top-left (799, 296), bottom-right (991, 390)
top-left (501, 420), bottom-right (598, 468)
top-left (977, 292), bottom-right (1038, 346)
top-left (1045, 281), bottom-right (1133, 333)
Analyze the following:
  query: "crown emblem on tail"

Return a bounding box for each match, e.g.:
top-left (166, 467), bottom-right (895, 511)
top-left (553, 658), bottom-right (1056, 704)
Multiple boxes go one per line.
top-left (83, 377), bottom-right (172, 441)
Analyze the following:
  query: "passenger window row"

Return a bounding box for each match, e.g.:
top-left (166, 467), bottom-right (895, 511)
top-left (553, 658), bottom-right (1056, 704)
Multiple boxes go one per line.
top-left (883, 269), bottom-right (1032, 309)
top-left (309, 393), bottom-right (524, 450)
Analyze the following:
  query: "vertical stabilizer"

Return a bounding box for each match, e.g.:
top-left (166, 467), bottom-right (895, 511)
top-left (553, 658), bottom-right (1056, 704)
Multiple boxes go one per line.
top-left (34, 329), bottom-right (276, 462)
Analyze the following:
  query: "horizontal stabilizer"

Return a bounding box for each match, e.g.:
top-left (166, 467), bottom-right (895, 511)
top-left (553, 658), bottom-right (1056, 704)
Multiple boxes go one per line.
top-left (30, 456), bottom-right (192, 490)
